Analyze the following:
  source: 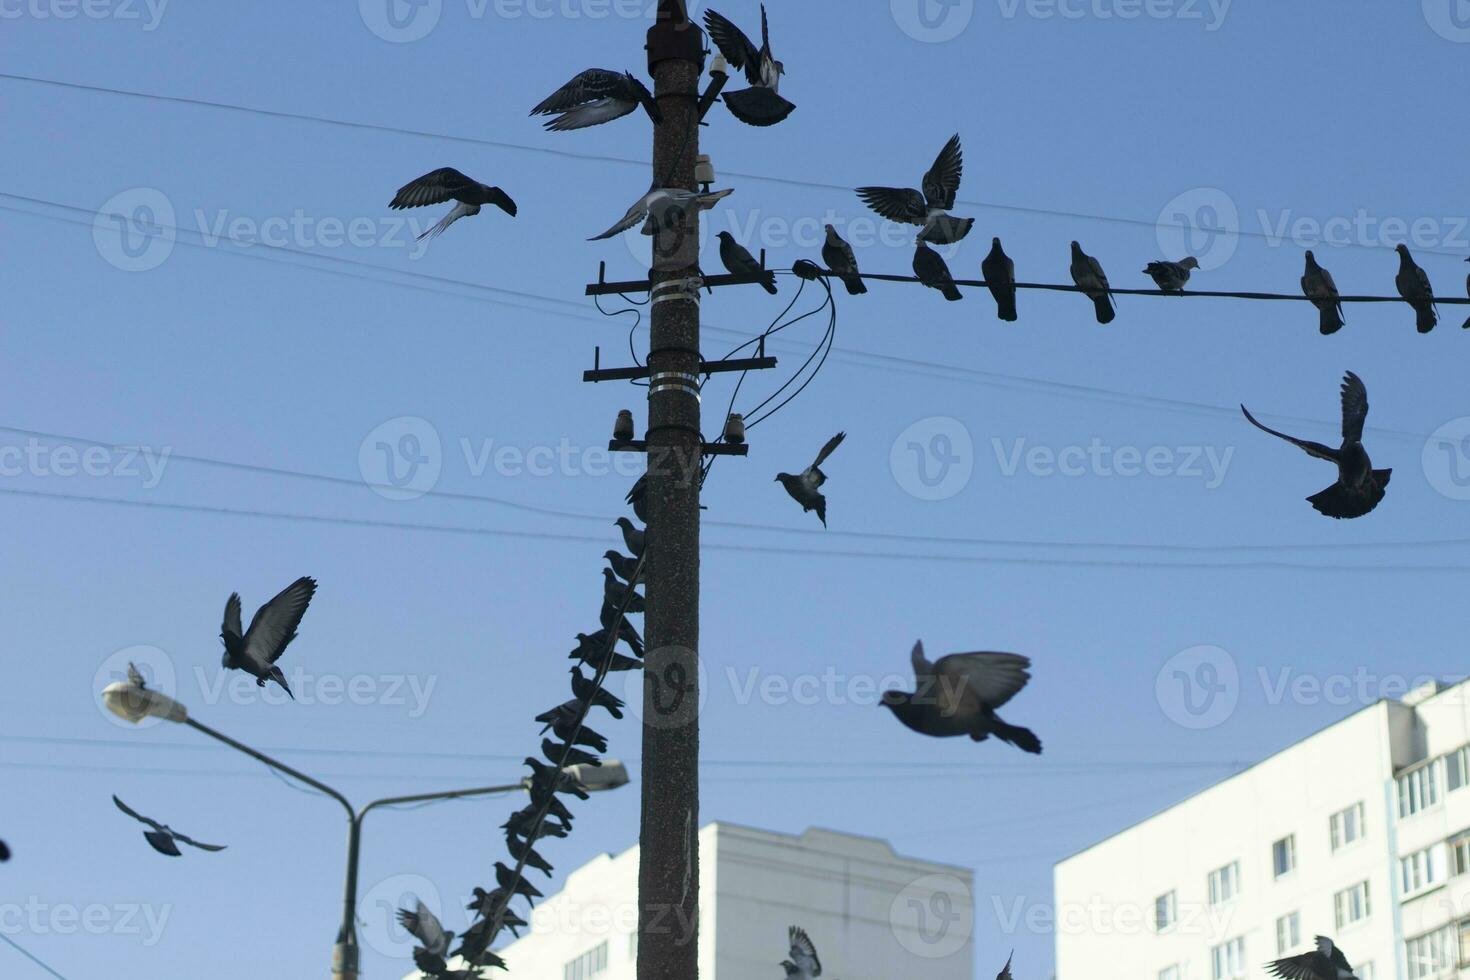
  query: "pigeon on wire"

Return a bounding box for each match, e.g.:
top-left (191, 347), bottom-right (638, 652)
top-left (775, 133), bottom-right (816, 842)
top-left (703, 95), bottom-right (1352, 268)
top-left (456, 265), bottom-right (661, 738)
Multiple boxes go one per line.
top-left (220, 576), bottom-right (316, 699)
top-left (880, 641), bottom-right (1042, 754)
top-left (570, 632), bottom-right (641, 673)
top-left (1143, 256), bottom-right (1199, 293)
top-left (455, 913), bottom-right (512, 972)
top-left (466, 889), bottom-right (528, 936)
top-left (390, 169), bottom-right (517, 242)
top-left (1302, 251), bottom-right (1345, 335)
top-left (822, 225), bottom-right (867, 295)
top-left (542, 736), bottom-right (600, 769)
top-left (1463, 258), bottom-right (1470, 330)
top-left (111, 795), bottom-right (227, 856)
top-left (413, 947), bottom-right (487, 980)
top-left (503, 806), bottom-right (570, 842)
top-left (602, 567), bottom-right (645, 614)
top-left (1069, 241), bottom-right (1115, 324)
top-left (614, 517), bottom-right (645, 557)
top-left (704, 5), bottom-right (795, 127)
top-left (598, 606), bottom-right (645, 656)
top-left (506, 834), bottom-right (556, 876)
top-left (782, 926), bottom-right (822, 979)
top-left (980, 237), bottom-right (1017, 321)
top-left (398, 899), bottom-right (455, 958)
top-left (536, 700), bottom-right (611, 752)
top-left (570, 666), bottom-right (626, 718)
top-left (1241, 370), bottom-right (1391, 519)
top-left (857, 134), bottom-right (974, 245)
top-left (1395, 244), bottom-right (1437, 333)
top-left (1267, 936), bottom-right (1360, 980)
top-left (603, 550), bottom-right (644, 585)
top-left (590, 185), bottom-right (733, 241)
top-left (913, 242), bottom-right (962, 301)
top-left (775, 432), bottom-right (846, 527)
top-left (525, 756), bottom-right (590, 802)
top-left (717, 231), bottom-right (777, 294)
top-left (494, 860), bottom-right (543, 901)
top-left (531, 68), bottom-right (661, 131)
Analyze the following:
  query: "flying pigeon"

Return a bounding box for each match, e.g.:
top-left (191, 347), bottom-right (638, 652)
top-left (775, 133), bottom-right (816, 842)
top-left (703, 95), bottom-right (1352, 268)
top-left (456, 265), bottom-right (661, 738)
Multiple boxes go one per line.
top-left (980, 237), bottom-right (1017, 321)
top-left (531, 68), bottom-right (661, 131)
top-left (390, 168), bottom-right (517, 242)
top-left (614, 517), bottom-right (645, 557)
top-left (1395, 244), bottom-right (1437, 333)
top-left (220, 576), bottom-right (316, 699)
top-left (1267, 936), bottom-right (1360, 980)
top-left (1069, 241), bottom-right (1115, 324)
top-left (783, 926), bottom-right (822, 979)
top-left (913, 242), bottom-right (962, 301)
top-left (857, 134), bottom-right (974, 245)
top-left (822, 225), bottom-right (867, 295)
top-left (590, 186), bottom-right (733, 242)
top-left (397, 899), bottom-right (454, 958)
top-left (570, 666), bottom-right (626, 718)
top-left (506, 834), bottom-right (556, 877)
top-left (775, 432), bottom-right (846, 527)
top-left (1144, 256), bottom-right (1199, 293)
top-left (1302, 251), bottom-right (1345, 335)
top-left (602, 567), bottom-right (645, 614)
top-left (880, 641), bottom-right (1042, 754)
top-left (604, 550), bottom-right (644, 585)
top-left (1241, 370), bottom-right (1391, 519)
top-left (614, 409), bottom-right (635, 443)
top-left (704, 5), bottom-right (795, 126)
top-left (111, 795), bottom-right (227, 856)
top-left (997, 952), bottom-right (1015, 980)
top-left (542, 737), bottom-right (599, 770)
top-left (717, 231), bottom-right (777, 294)
top-left (570, 631), bottom-right (642, 673)
top-left (1463, 258), bottom-right (1470, 330)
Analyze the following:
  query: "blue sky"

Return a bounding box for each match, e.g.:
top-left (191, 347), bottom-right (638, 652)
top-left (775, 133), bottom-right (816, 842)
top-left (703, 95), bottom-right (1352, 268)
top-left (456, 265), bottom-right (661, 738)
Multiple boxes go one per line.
top-left (4, 2), bottom-right (1470, 978)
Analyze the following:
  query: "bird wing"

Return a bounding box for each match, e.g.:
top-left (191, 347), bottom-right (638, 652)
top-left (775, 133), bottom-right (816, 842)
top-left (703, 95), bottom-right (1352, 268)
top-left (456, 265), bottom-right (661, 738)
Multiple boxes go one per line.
top-left (171, 829), bottom-right (227, 852)
top-left (399, 900), bottom-right (449, 954)
top-left (413, 947), bottom-right (450, 977)
top-left (390, 168), bottom-right (478, 210)
top-left (704, 9), bottom-right (762, 84)
top-left (997, 952), bottom-right (1015, 980)
top-left (788, 925), bottom-right (821, 976)
top-left (1340, 371), bottom-right (1368, 443)
top-left (1241, 405), bottom-right (1340, 463)
top-left (856, 186), bottom-right (929, 226)
top-left (922, 134), bottom-right (964, 210)
top-left (143, 831), bottom-right (183, 857)
top-left (222, 593), bottom-right (242, 639)
top-left (1266, 951), bottom-right (1321, 980)
top-left (531, 68), bottom-right (627, 115)
top-left (243, 576), bottom-right (317, 665)
top-left (127, 661), bottom-right (146, 688)
top-left (112, 795), bottom-right (165, 832)
top-left (1320, 936), bottom-right (1352, 973)
top-left (934, 652), bottom-right (1033, 709)
top-left (590, 192), bottom-right (653, 241)
top-left (811, 432), bottom-right (846, 469)
top-left (1086, 254), bottom-right (1110, 289)
top-left (910, 640), bottom-right (936, 681)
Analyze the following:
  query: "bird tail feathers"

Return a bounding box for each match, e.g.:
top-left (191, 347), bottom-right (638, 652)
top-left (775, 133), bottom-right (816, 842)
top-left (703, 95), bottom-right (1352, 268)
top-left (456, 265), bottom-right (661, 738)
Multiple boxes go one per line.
top-left (720, 86), bottom-right (796, 127)
top-left (988, 718), bottom-right (1042, 754)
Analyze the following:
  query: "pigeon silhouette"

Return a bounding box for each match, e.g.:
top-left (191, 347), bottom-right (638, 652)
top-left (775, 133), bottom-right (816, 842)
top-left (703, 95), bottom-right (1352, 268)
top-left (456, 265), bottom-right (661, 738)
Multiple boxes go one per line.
top-left (1070, 241), bottom-right (1114, 324)
top-left (525, 756), bottom-right (590, 801)
top-left (542, 737), bottom-right (600, 769)
top-left (1395, 244), bottom-right (1437, 333)
top-left (913, 242), bottom-right (962, 301)
top-left (1302, 251), bottom-right (1345, 335)
top-left (783, 925), bottom-right (822, 979)
top-left (466, 888), bottom-right (528, 935)
top-left (1267, 936), bottom-right (1360, 980)
top-left (857, 134), bottom-right (973, 245)
top-left (880, 641), bottom-right (1042, 754)
top-left (1143, 256), bottom-right (1198, 292)
top-left (111, 795), bottom-right (226, 856)
top-left (590, 186), bottom-right (733, 242)
top-left (220, 576), bottom-right (316, 699)
top-left (717, 231), bottom-right (777, 293)
top-left (455, 911), bottom-right (514, 970)
top-left (981, 237), bottom-right (1017, 321)
top-left (614, 517), bottom-right (645, 557)
top-left (390, 169), bottom-right (517, 242)
top-left (503, 805), bottom-right (570, 843)
top-left (531, 68), bottom-right (660, 131)
top-left (602, 567), bottom-right (645, 615)
top-left (414, 947), bottom-right (494, 980)
top-left (776, 432), bottom-right (846, 527)
top-left (570, 666), bottom-right (626, 719)
top-left (603, 550), bottom-right (644, 585)
top-left (506, 834), bottom-right (556, 877)
top-left (996, 952), bottom-right (1016, 980)
top-left (495, 860), bottom-right (543, 900)
top-left (397, 899), bottom-right (454, 957)
top-left (704, 5), bottom-right (795, 126)
top-left (822, 225), bottom-right (867, 295)
top-left (1241, 370), bottom-right (1391, 519)
top-left (598, 605), bottom-right (645, 656)
top-left (570, 631), bottom-right (642, 673)
top-left (625, 476), bottom-right (649, 523)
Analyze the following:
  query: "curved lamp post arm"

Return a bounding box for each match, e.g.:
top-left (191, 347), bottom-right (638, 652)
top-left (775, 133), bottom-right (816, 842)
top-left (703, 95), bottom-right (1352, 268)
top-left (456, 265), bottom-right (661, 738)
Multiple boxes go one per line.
top-left (183, 718), bottom-right (354, 819)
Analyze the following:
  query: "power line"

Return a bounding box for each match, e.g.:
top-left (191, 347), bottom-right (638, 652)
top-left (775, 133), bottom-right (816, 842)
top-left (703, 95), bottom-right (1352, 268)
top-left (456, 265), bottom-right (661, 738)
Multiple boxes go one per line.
top-left (0, 933), bottom-right (72, 980)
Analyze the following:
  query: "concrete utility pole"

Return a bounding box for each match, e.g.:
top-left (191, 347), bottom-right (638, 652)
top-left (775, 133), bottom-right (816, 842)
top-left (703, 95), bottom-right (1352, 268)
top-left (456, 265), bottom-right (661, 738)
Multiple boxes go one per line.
top-left (640, 2), bottom-right (703, 978)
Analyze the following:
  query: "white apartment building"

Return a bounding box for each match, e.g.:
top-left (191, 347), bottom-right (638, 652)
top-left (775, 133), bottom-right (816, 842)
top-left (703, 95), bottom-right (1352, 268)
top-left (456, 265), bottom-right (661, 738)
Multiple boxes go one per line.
top-left (408, 822), bottom-right (975, 980)
top-left (1056, 679), bottom-right (1470, 980)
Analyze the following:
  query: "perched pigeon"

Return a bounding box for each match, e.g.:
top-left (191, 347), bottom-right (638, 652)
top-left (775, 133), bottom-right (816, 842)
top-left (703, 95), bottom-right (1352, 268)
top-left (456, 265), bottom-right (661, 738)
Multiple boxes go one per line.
top-left (783, 926), bottom-right (822, 979)
top-left (1395, 244), bottom-right (1437, 333)
top-left (111, 795), bottom-right (226, 857)
top-left (397, 899), bottom-right (454, 957)
top-left (1267, 936), bottom-right (1360, 980)
top-left (775, 432), bottom-right (846, 527)
top-left (506, 834), bottom-right (556, 876)
top-left (502, 806), bottom-right (570, 842)
top-left (913, 242), bottom-right (962, 301)
top-left (598, 605), bottom-right (645, 656)
top-left (531, 68), bottom-right (660, 131)
top-left (456, 913), bottom-right (514, 969)
top-left (466, 888), bottom-right (528, 935)
top-left (412, 947), bottom-right (481, 980)
top-left (625, 476), bottom-right (649, 522)
top-left (704, 5), bottom-right (795, 126)
top-left (1302, 251), bottom-right (1345, 335)
top-left (614, 409), bottom-right (635, 443)
top-left (525, 756), bottom-right (590, 801)
top-left (1144, 256), bottom-right (1199, 293)
top-left (792, 259), bottom-right (823, 281)
top-left (602, 567), bottom-right (645, 614)
top-left (1463, 258), bottom-right (1470, 330)
top-left (590, 186), bottom-right (733, 242)
top-left (880, 641), bottom-right (1042, 754)
top-left (495, 860), bottom-right (543, 900)
top-left (717, 231), bottom-right (777, 293)
top-left (604, 549), bottom-right (644, 585)
top-left (570, 631), bottom-right (642, 673)
top-left (390, 168), bottom-right (517, 242)
top-left (1241, 370), bottom-right (1391, 519)
top-left (570, 666), bottom-right (626, 718)
top-left (1069, 241), bottom-right (1115, 324)
top-left (614, 516), bottom-right (645, 557)
top-left (220, 576), bottom-right (316, 699)
top-left (980, 237), bottom-right (1017, 321)
top-left (857, 134), bottom-right (974, 245)
top-left (536, 701), bottom-right (610, 752)
top-left (542, 737), bottom-right (599, 769)
top-left (821, 225), bottom-right (867, 295)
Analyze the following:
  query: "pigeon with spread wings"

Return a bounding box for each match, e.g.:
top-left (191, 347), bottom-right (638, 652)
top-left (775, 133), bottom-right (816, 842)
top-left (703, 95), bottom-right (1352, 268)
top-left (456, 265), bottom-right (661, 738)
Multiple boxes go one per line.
top-left (111, 795), bottom-right (226, 857)
top-left (704, 4), bottom-right (795, 126)
top-left (782, 925), bottom-right (822, 979)
top-left (1241, 370), bottom-right (1391, 519)
top-left (220, 576), bottom-right (316, 699)
top-left (775, 432), bottom-right (846, 527)
top-left (857, 135), bottom-right (974, 245)
top-left (1267, 936), bottom-right (1360, 980)
top-left (390, 168), bottom-right (517, 242)
top-left (881, 641), bottom-right (1042, 754)
top-left (590, 186), bottom-right (733, 241)
top-left (397, 899), bottom-right (455, 958)
top-left (531, 68), bottom-right (660, 131)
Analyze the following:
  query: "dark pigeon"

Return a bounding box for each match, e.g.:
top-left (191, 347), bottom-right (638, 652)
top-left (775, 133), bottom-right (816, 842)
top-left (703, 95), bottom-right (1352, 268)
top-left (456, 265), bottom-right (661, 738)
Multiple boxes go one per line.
top-left (1144, 256), bottom-right (1199, 292)
top-left (717, 231), bottom-right (776, 293)
top-left (570, 667), bottom-right (626, 719)
top-left (542, 737), bottom-right (600, 769)
top-left (502, 806), bottom-right (570, 842)
top-left (614, 517), bottom-right (645, 558)
top-left (913, 242), bottom-right (962, 301)
top-left (704, 5), bottom-right (795, 126)
top-left (980, 237), bottom-right (1017, 321)
top-left (821, 225), bottom-right (867, 295)
top-left (220, 576), bottom-right (316, 699)
top-left (625, 476), bottom-right (648, 523)
top-left (525, 756), bottom-right (590, 801)
top-left (1069, 241), bottom-right (1114, 324)
top-left (531, 68), bottom-right (660, 131)
top-left (1302, 251), bottom-right (1345, 335)
top-left (880, 641), bottom-right (1042, 754)
top-left (111, 795), bottom-right (227, 857)
top-left (602, 567), bottom-right (645, 615)
top-left (1267, 936), bottom-right (1360, 980)
top-left (1395, 244), bottom-right (1437, 333)
top-left (495, 860), bottom-right (543, 900)
top-left (570, 631), bottom-right (642, 673)
top-left (597, 607), bottom-right (645, 656)
top-left (412, 947), bottom-right (483, 980)
top-left (466, 887), bottom-right (528, 938)
top-left (775, 432), bottom-right (846, 527)
top-left (857, 134), bottom-right (973, 245)
top-left (390, 168), bottom-right (517, 242)
top-left (506, 834), bottom-right (555, 877)
top-left (603, 550), bottom-right (644, 585)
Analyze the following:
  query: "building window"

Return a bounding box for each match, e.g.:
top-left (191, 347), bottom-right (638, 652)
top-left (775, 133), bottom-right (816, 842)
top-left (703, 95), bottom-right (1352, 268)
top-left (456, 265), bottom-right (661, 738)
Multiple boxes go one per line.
top-left (1447, 747), bottom-right (1470, 792)
top-left (564, 941), bottom-right (608, 980)
top-left (1406, 924), bottom-right (1456, 979)
top-left (1208, 862), bottom-right (1240, 906)
top-left (1460, 919), bottom-right (1470, 970)
top-left (1334, 880), bottom-right (1370, 928)
top-left (1330, 803), bottom-right (1365, 851)
top-left (1272, 835), bottom-right (1297, 878)
top-left (1155, 891), bottom-right (1177, 931)
top-left (1399, 762), bottom-right (1442, 819)
top-left (1451, 832), bottom-right (1470, 876)
top-left (1212, 937), bottom-right (1246, 980)
top-left (1160, 966), bottom-right (1180, 980)
top-left (1276, 911), bottom-right (1301, 954)
top-left (1401, 845), bottom-right (1444, 897)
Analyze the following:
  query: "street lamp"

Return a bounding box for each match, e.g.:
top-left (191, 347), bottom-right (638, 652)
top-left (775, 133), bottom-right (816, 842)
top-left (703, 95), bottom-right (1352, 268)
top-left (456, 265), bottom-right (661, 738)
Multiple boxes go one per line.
top-left (101, 679), bottom-right (629, 980)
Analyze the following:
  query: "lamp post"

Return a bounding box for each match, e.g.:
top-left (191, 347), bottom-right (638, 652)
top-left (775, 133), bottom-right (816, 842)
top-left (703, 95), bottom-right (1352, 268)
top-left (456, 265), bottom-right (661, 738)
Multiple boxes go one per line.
top-left (101, 679), bottom-right (629, 979)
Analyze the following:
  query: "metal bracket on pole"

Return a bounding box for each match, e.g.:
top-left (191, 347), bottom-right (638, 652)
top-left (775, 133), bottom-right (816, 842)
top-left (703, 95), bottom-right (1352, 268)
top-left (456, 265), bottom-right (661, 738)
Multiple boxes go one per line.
top-left (585, 251), bottom-right (773, 296)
